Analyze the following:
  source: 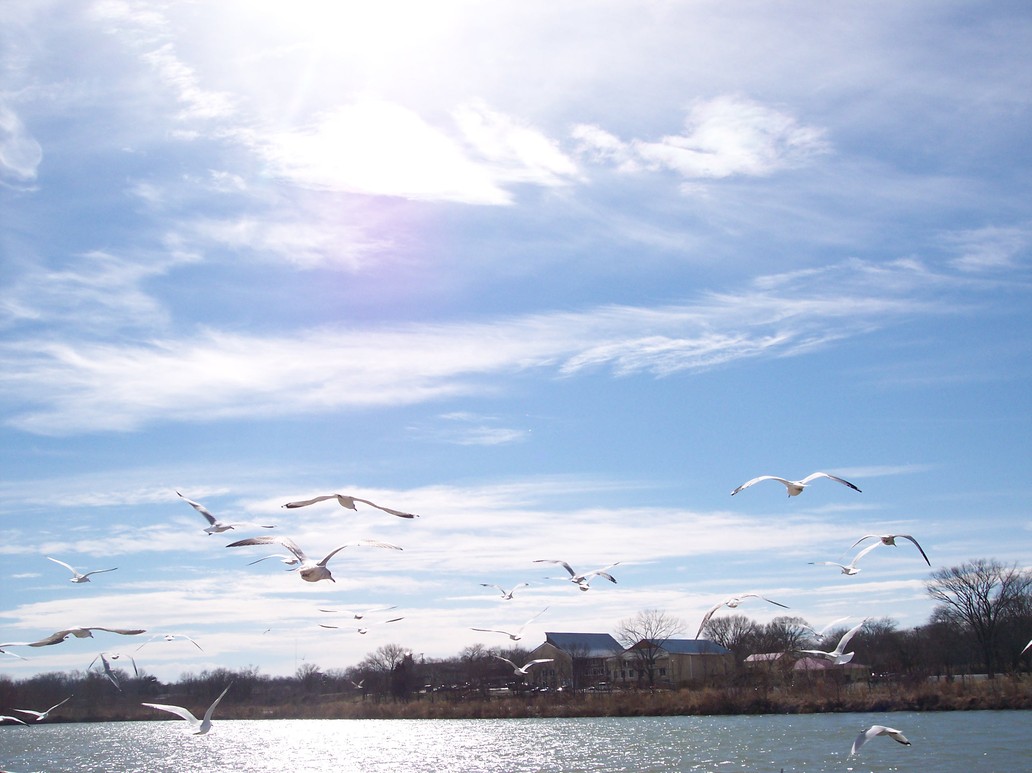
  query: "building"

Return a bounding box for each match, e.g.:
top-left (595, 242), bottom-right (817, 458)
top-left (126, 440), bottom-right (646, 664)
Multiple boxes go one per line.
top-left (611, 639), bottom-right (734, 688)
top-left (528, 632), bottom-right (625, 690)
top-left (744, 652), bottom-right (870, 683)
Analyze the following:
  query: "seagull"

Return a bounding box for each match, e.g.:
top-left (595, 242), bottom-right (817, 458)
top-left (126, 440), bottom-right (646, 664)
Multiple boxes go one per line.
top-left (696, 594), bottom-right (789, 639)
top-left (810, 543), bottom-right (882, 576)
top-left (89, 652), bottom-right (137, 690)
top-left (136, 633), bottom-right (204, 652)
top-left (226, 535), bottom-right (402, 582)
top-left (851, 725), bottom-right (911, 755)
top-left (0, 714), bottom-right (27, 725)
top-left (533, 560), bottom-right (620, 591)
top-left (318, 605), bottom-right (398, 620)
top-left (850, 534), bottom-right (930, 566)
top-left (46, 557), bottom-right (117, 583)
top-left (798, 618), bottom-right (867, 664)
top-left (177, 491), bottom-right (275, 535)
top-left (471, 607), bottom-right (549, 641)
top-left (320, 617), bottom-right (404, 635)
top-left (13, 695), bottom-right (72, 722)
top-left (731, 472), bottom-right (861, 497)
top-left (142, 683), bottom-right (232, 735)
top-left (492, 655), bottom-right (554, 676)
top-left (480, 582), bottom-right (529, 600)
top-left (24, 626), bottom-right (146, 647)
top-left (282, 494), bottom-right (419, 519)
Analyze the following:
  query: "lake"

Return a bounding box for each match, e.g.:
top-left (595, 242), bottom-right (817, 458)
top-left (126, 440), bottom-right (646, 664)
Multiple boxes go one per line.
top-left (1, 711), bottom-right (1028, 772)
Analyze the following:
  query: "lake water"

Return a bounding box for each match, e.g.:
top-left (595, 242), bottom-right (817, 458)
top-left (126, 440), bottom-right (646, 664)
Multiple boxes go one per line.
top-left (1, 711), bottom-right (1028, 772)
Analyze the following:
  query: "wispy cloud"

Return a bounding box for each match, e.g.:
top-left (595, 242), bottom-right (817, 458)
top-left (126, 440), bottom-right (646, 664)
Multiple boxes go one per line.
top-left (0, 259), bottom-right (980, 434)
top-left (942, 225), bottom-right (1030, 272)
top-left (0, 100), bottom-right (43, 186)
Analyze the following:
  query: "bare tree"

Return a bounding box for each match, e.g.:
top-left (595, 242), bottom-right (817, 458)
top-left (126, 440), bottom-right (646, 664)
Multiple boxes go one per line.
top-left (927, 559), bottom-right (1032, 678)
top-left (615, 609), bottom-right (686, 688)
top-left (702, 614), bottom-right (759, 660)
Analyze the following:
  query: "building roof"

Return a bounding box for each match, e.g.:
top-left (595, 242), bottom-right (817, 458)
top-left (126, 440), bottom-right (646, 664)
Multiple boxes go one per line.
top-left (543, 632), bottom-right (623, 657)
top-left (632, 639), bottom-right (732, 656)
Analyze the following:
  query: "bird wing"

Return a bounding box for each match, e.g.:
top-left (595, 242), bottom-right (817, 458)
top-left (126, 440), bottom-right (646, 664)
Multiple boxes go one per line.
top-left (730, 476), bottom-right (789, 495)
top-left (1022, 638), bottom-right (1032, 655)
top-left (28, 630), bottom-right (75, 647)
top-left (177, 492), bottom-right (218, 526)
top-left (82, 568), bottom-right (118, 578)
top-left (13, 709), bottom-right (44, 719)
top-left (0, 715), bottom-right (27, 725)
top-left (898, 535), bottom-right (931, 566)
top-left (758, 595), bottom-right (789, 609)
top-left (534, 559), bottom-right (576, 578)
top-left (850, 542), bottom-right (883, 566)
top-left (281, 495), bottom-right (337, 509)
top-left (471, 627), bottom-right (510, 636)
top-left (317, 540), bottom-right (402, 567)
top-left (351, 498), bottom-right (419, 519)
top-left (849, 534), bottom-right (880, 549)
top-left (46, 557), bottom-right (78, 575)
top-left (91, 627), bottom-right (146, 637)
top-left (492, 655), bottom-right (517, 668)
top-left (851, 727), bottom-right (876, 754)
top-left (526, 658), bottom-right (554, 667)
top-left (802, 472), bottom-right (861, 492)
top-left (49, 695), bottom-right (73, 712)
top-left (885, 727), bottom-right (910, 745)
top-left (227, 535), bottom-right (308, 563)
top-left (695, 603), bottom-right (724, 639)
top-left (835, 619), bottom-right (867, 654)
top-left (142, 702), bottom-right (200, 726)
top-left (202, 684), bottom-right (232, 723)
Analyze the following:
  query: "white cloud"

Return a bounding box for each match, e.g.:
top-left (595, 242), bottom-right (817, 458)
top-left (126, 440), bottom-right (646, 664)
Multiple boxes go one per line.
top-left (943, 225), bottom-right (1030, 272)
top-left (0, 101), bottom-right (43, 185)
top-left (575, 95), bottom-right (828, 183)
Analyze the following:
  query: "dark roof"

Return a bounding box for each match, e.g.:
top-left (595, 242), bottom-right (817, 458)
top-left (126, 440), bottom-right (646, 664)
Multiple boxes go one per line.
top-left (636, 638), bottom-right (732, 656)
top-left (544, 632), bottom-right (623, 657)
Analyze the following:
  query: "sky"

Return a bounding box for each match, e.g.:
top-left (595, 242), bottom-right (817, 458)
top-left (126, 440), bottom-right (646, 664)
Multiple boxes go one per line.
top-left (1, 1), bottom-right (1029, 684)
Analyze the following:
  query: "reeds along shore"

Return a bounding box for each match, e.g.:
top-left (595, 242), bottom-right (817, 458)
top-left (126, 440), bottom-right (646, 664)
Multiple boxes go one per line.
top-left (22, 677), bottom-right (1032, 724)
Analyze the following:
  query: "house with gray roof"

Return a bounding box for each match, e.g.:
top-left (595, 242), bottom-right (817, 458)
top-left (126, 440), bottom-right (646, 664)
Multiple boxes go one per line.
top-left (528, 632), bottom-right (624, 690)
top-left (611, 638), bottom-right (734, 688)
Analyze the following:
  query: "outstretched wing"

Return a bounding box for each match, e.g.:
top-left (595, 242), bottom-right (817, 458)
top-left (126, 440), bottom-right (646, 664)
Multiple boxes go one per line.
top-left (227, 535), bottom-right (308, 563)
top-left (177, 491), bottom-right (218, 526)
top-left (281, 495), bottom-right (337, 509)
top-left (46, 557), bottom-right (78, 575)
top-left (316, 540), bottom-right (403, 567)
top-left (82, 568), bottom-right (118, 578)
top-left (91, 627), bottom-right (146, 637)
top-left (533, 559), bottom-right (576, 578)
top-left (898, 535), bottom-right (931, 566)
top-left (202, 684), bottom-right (232, 723)
top-left (142, 702), bottom-right (200, 725)
top-left (491, 654), bottom-right (517, 669)
top-left (730, 476), bottom-right (789, 495)
top-left (835, 618), bottom-right (868, 654)
top-left (351, 498), bottom-right (419, 519)
top-left (801, 472), bottom-right (861, 492)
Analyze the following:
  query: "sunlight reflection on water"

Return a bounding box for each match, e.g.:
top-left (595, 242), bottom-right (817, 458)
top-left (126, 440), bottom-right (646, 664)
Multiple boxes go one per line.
top-left (1, 711), bottom-right (1029, 772)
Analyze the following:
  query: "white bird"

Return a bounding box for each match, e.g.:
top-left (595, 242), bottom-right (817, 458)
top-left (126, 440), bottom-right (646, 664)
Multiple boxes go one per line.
top-left (492, 655), bottom-right (554, 676)
top-left (177, 491), bottom-right (275, 535)
top-left (696, 594), bottom-right (789, 639)
top-left (14, 695), bottom-right (72, 722)
top-left (810, 542), bottom-right (882, 576)
top-left (89, 651), bottom-right (137, 690)
top-left (731, 472), bottom-right (861, 497)
top-left (0, 714), bottom-right (27, 725)
top-left (851, 724), bottom-right (911, 755)
top-left (136, 633), bottom-right (204, 652)
top-left (480, 582), bottom-right (529, 600)
top-left (320, 617), bottom-right (404, 635)
top-left (142, 683), bottom-right (231, 735)
top-left (282, 494), bottom-right (419, 519)
top-left (471, 607), bottom-right (549, 641)
top-left (25, 626), bottom-right (146, 647)
top-left (533, 560), bottom-right (620, 591)
top-left (318, 605), bottom-right (398, 620)
top-left (798, 618), bottom-right (867, 664)
top-left (226, 535), bottom-right (402, 582)
top-left (851, 533), bottom-right (930, 566)
top-left (46, 556), bottom-right (117, 583)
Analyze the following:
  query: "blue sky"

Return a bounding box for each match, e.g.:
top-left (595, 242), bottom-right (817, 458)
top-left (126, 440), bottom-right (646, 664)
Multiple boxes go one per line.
top-left (1, 1), bottom-right (1029, 683)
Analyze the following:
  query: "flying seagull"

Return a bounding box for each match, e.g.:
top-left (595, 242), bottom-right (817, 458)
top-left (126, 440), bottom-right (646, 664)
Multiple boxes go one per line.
top-left (696, 594), bottom-right (789, 639)
top-left (14, 695), bottom-right (72, 722)
top-left (850, 534), bottom-right (931, 566)
top-left (798, 618), bottom-right (867, 664)
top-left (136, 633), bottom-right (204, 652)
top-left (177, 491), bottom-right (275, 535)
top-left (226, 535), bottom-right (401, 582)
top-left (851, 725), bottom-right (911, 755)
top-left (24, 626), bottom-right (146, 647)
top-left (492, 655), bottom-right (554, 676)
top-left (480, 582), bottom-right (529, 600)
top-left (533, 560), bottom-right (620, 591)
top-left (471, 607), bottom-right (549, 641)
top-left (320, 617), bottom-right (404, 635)
top-left (46, 557), bottom-right (117, 583)
top-left (282, 494), bottom-right (419, 519)
top-left (142, 683), bottom-right (232, 735)
top-left (318, 605), bottom-right (398, 620)
top-left (731, 472), bottom-right (861, 497)
top-left (810, 543), bottom-right (882, 576)
top-left (89, 651), bottom-right (137, 690)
